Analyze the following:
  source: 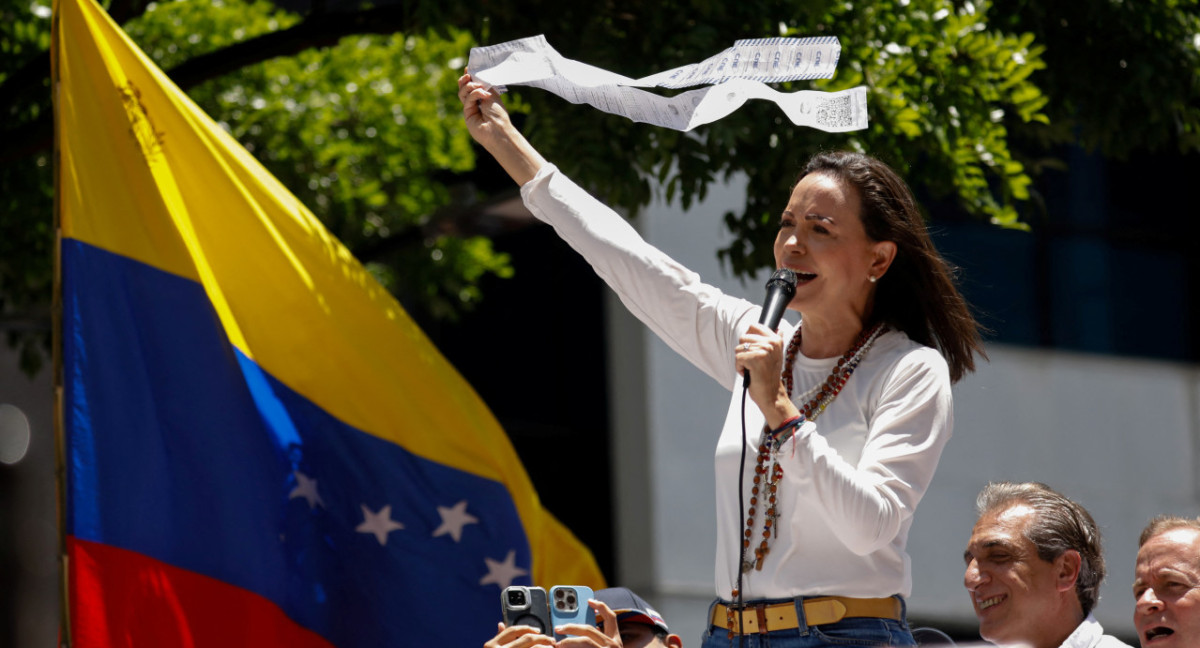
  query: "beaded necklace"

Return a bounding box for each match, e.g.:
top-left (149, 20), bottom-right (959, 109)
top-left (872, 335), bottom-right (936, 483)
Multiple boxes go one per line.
top-left (728, 321), bottom-right (886, 619)
top-left (784, 320), bottom-right (885, 422)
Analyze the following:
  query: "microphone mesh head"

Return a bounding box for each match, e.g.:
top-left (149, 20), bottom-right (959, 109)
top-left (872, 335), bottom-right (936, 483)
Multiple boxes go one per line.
top-left (767, 268), bottom-right (797, 297)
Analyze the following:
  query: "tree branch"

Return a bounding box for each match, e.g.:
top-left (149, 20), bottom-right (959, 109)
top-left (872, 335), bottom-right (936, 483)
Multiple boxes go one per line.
top-left (165, 4), bottom-right (421, 89)
top-left (0, 4), bottom-right (423, 165)
top-left (106, 0), bottom-right (153, 25)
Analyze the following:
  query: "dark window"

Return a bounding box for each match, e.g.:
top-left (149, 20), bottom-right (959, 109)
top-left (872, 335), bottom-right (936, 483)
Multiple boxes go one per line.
top-left (932, 148), bottom-right (1198, 362)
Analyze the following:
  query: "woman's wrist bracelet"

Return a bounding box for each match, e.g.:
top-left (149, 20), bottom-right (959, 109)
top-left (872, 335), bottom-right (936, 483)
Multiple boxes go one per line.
top-left (768, 414), bottom-right (805, 438)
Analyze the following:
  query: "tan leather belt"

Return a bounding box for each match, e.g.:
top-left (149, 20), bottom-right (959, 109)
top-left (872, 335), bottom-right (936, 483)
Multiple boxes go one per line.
top-left (712, 596), bottom-right (902, 634)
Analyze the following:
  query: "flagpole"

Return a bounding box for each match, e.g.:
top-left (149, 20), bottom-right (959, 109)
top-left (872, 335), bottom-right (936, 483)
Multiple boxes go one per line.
top-left (50, 0), bottom-right (72, 645)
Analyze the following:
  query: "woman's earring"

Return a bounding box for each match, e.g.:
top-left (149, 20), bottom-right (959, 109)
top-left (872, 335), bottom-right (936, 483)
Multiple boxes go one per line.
top-left (868, 275), bottom-right (877, 283)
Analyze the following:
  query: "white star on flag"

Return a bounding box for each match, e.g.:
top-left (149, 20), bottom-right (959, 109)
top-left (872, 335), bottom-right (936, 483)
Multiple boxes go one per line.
top-left (355, 504), bottom-right (405, 546)
top-left (432, 500), bottom-right (480, 543)
top-left (479, 549), bottom-right (528, 589)
top-left (288, 470), bottom-right (324, 509)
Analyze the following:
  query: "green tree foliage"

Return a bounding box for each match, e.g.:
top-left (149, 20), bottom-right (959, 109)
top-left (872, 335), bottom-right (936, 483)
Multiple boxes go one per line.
top-left (1, 0), bottom-right (508, 373)
top-left (123, 1), bottom-right (509, 321)
top-left (1, 0), bottom-right (54, 374)
top-left (479, 0), bottom-right (1050, 276)
top-left (990, 0), bottom-right (1200, 158)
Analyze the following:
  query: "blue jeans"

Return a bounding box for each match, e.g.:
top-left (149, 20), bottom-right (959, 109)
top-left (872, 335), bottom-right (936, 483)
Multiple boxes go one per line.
top-left (699, 596), bottom-right (916, 648)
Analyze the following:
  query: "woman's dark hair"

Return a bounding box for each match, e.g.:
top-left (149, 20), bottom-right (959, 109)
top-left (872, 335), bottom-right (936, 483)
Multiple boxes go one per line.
top-left (798, 151), bottom-right (985, 383)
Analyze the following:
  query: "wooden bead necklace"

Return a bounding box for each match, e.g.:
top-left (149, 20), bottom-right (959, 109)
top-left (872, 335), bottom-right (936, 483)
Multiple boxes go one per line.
top-left (727, 321), bottom-right (886, 633)
top-left (784, 320), bottom-right (886, 422)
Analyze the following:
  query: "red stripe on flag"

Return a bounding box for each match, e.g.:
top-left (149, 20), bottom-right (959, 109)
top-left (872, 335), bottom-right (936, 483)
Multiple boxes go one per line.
top-left (68, 537), bottom-right (334, 648)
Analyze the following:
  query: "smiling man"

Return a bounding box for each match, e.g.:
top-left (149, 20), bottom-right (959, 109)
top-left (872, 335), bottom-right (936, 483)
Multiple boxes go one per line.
top-left (963, 482), bottom-right (1132, 648)
top-left (1133, 517), bottom-right (1200, 648)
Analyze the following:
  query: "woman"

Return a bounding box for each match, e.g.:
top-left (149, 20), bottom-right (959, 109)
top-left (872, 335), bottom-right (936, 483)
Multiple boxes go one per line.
top-left (459, 72), bottom-right (984, 648)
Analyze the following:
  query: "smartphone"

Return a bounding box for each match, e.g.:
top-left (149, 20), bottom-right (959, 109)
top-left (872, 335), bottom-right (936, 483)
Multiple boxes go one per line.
top-left (501, 585), bottom-right (551, 635)
top-left (549, 585), bottom-right (595, 640)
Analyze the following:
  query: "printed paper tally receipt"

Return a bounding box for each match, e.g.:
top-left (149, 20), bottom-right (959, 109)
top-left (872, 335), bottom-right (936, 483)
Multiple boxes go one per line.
top-left (467, 35), bottom-right (869, 133)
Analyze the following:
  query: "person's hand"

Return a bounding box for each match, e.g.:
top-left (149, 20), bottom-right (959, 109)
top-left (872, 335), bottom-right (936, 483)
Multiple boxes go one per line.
top-left (458, 72), bottom-right (516, 152)
top-left (483, 622), bottom-right (558, 648)
top-left (455, 70), bottom-right (547, 186)
top-left (553, 599), bottom-right (623, 647)
top-left (736, 323), bottom-right (799, 429)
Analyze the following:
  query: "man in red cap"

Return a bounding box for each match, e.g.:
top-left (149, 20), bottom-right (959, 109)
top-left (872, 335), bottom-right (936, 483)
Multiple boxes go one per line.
top-left (486, 586), bottom-right (684, 648)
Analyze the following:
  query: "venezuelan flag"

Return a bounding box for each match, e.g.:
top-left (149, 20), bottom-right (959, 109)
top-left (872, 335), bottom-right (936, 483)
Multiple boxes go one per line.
top-left (52, 0), bottom-right (603, 645)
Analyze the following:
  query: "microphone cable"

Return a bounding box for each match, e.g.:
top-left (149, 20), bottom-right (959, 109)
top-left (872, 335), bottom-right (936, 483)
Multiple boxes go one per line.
top-left (736, 382), bottom-right (749, 648)
top-left (732, 269), bottom-right (795, 648)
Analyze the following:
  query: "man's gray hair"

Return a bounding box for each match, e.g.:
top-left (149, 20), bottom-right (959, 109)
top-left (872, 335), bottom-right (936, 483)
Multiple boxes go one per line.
top-left (976, 481), bottom-right (1105, 616)
top-left (1138, 515), bottom-right (1200, 547)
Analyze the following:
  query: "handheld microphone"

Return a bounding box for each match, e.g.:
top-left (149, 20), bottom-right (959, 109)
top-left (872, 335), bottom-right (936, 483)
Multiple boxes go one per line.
top-left (758, 268), bottom-right (798, 330)
top-left (735, 267), bottom-right (799, 640)
top-left (744, 268), bottom-right (797, 387)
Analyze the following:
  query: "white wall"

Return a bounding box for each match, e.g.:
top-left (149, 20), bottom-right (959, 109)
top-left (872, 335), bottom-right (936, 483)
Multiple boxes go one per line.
top-left (910, 346), bottom-right (1200, 632)
top-left (608, 175), bottom-right (1199, 643)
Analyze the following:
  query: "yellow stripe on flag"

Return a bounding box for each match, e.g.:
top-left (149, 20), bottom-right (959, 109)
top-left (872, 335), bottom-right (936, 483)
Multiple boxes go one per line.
top-left (54, 0), bottom-right (603, 588)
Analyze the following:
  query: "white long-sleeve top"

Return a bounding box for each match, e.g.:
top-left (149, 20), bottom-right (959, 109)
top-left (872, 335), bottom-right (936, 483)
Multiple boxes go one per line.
top-left (522, 164), bottom-right (953, 600)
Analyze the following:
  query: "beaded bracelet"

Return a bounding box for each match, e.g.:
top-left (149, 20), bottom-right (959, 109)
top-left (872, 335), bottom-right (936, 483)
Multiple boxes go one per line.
top-left (766, 414), bottom-right (805, 443)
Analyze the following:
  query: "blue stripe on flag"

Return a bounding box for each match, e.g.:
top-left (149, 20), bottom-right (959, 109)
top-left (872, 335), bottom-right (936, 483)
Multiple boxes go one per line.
top-left (63, 239), bottom-right (532, 646)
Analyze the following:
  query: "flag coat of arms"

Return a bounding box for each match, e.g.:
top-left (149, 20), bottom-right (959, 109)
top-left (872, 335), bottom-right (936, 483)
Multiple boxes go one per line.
top-left (52, 0), bottom-right (603, 644)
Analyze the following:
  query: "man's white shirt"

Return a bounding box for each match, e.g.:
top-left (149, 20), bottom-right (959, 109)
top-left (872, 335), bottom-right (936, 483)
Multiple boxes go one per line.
top-left (1058, 614), bottom-right (1135, 648)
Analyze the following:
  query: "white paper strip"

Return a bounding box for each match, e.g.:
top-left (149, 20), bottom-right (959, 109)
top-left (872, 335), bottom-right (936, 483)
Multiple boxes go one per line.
top-left (467, 35), bottom-right (868, 133)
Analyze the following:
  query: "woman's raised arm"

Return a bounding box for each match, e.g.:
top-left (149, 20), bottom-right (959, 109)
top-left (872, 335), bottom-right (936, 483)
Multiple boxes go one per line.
top-left (457, 72), bottom-right (547, 186)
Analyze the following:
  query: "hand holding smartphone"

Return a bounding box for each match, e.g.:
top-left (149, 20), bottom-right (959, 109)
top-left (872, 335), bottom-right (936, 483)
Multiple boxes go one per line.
top-left (500, 586), bottom-right (551, 635)
top-left (549, 585), bottom-right (596, 640)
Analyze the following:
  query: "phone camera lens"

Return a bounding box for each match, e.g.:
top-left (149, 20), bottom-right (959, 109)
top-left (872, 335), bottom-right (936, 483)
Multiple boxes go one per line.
top-left (507, 590), bottom-right (526, 606)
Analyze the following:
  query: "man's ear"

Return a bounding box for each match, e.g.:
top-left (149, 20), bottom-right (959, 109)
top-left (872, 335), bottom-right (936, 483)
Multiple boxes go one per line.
top-left (1056, 549), bottom-right (1083, 593)
top-left (869, 240), bottom-right (897, 281)
top-left (665, 633), bottom-right (684, 648)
